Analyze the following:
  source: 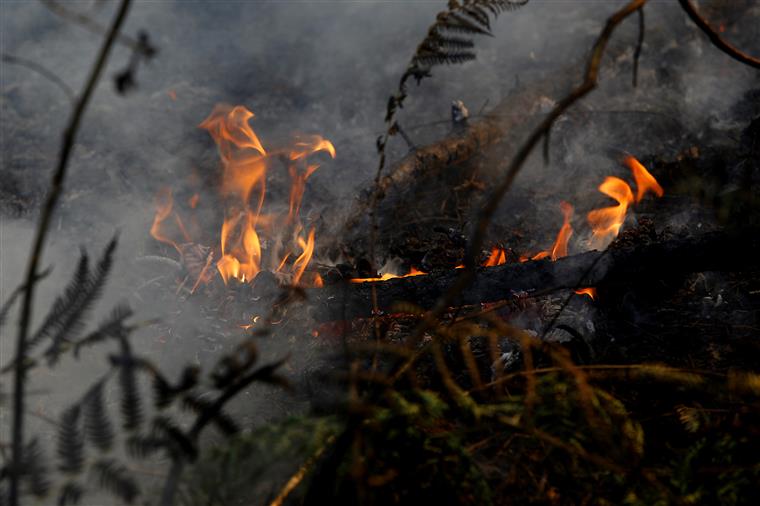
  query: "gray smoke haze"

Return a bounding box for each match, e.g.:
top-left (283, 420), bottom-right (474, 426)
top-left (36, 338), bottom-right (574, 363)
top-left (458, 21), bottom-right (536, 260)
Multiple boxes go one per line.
top-left (1, 0), bottom-right (759, 502)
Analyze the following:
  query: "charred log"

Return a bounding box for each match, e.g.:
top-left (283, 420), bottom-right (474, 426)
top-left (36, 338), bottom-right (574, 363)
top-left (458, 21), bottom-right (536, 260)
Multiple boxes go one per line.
top-left (308, 229), bottom-right (760, 321)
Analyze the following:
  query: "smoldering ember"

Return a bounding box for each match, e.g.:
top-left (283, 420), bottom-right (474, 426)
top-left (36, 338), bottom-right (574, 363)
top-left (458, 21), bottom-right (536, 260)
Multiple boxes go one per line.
top-left (1, 1), bottom-right (760, 505)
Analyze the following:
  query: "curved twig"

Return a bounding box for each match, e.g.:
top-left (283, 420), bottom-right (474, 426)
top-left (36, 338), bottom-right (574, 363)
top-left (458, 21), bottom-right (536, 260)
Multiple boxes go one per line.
top-left (678, 0), bottom-right (760, 69)
top-left (0, 53), bottom-right (75, 102)
top-left (10, 2), bottom-right (133, 505)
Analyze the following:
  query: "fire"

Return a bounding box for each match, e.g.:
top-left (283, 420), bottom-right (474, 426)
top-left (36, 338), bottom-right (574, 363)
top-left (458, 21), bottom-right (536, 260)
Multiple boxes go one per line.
top-left (484, 247), bottom-right (507, 267)
top-left (199, 104), bottom-right (268, 206)
top-left (216, 211), bottom-right (262, 284)
top-left (587, 176), bottom-right (634, 250)
top-left (287, 136), bottom-right (335, 224)
top-left (350, 266), bottom-right (427, 284)
top-left (150, 187), bottom-right (188, 253)
top-left (626, 155), bottom-right (663, 203)
top-left (550, 201), bottom-right (574, 260)
top-left (530, 200), bottom-right (575, 261)
top-left (151, 103), bottom-right (334, 288)
top-left (152, 115), bottom-right (660, 299)
top-left (587, 156), bottom-right (663, 250)
top-left (479, 203), bottom-right (572, 267)
top-left (574, 287), bottom-right (597, 300)
top-left (291, 228), bottom-right (316, 285)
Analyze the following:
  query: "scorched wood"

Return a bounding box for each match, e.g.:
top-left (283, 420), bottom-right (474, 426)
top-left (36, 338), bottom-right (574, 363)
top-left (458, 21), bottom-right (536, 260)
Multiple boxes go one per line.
top-left (307, 230), bottom-right (760, 321)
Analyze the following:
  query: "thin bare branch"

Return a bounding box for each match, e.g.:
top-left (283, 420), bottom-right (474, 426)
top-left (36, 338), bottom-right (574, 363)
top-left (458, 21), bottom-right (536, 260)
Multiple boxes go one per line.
top-left (10, 2), bottom-right (133, 505)
top-left (678, 0), bottom-right (760, 70)
top-left (633, 6), bottom-right (645, 87)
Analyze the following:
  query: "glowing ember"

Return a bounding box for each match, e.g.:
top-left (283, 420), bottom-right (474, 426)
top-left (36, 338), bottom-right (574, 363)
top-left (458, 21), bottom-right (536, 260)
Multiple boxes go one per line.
top-left (350, 267), bottom-right (427, 283)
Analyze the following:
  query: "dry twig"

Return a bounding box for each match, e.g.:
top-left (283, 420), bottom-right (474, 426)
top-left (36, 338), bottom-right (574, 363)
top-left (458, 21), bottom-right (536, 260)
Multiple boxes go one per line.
top-left (678, 0), bottom-right (760, 70)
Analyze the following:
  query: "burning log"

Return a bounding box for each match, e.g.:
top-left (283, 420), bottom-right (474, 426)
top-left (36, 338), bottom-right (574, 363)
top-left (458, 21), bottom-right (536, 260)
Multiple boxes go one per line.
top-left (308, 229), bottom-right (760, 321)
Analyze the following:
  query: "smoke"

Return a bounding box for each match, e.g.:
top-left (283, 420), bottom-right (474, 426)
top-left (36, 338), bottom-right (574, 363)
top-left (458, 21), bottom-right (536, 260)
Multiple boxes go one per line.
top-left (1, 2), bottom-right (758, 499)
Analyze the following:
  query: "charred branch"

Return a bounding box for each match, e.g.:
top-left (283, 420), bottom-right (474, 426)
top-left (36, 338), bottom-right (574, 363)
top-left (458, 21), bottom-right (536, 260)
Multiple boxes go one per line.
top-left (308, 230), bottom-right (760, 321)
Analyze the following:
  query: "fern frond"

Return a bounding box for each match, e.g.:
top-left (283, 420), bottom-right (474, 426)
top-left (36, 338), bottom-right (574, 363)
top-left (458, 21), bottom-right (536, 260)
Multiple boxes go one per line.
top-left (57, 481), bottom-right (84, 506)
top-left (91, 459), bottom-right (139, 504)
top-left (119, 358), bottom-right (142, 431)
top-left (22, 438), bottom-right (50, 498)
top-left (152, 373), bottom-right (174, 409)
top-left (73, 304), bottom-right (133, 357)
top-left (152, 416), bottom-right (197, 460)
top-left (471, 0), bottom-right (529, 15)
top-left (414, 51), bottom-right (477, 67)
top-left (427, 34), bottom-right (476, 50)
top-left (182, 394), bottom-right (240, 436)
top-left (27, 253), bottom-right (90, 353)
top-left (44, 237), bottom-right (118, 365)
top-left (57, 405), bottom-right (84, 474)
top-left (125, 435), bottom-right (167, 459)
top-left (436, 12), bottom-right (492, 36)
top-left (83, 380), bottom-right (114, 452)
top-left (461, 4), bottom-right (491, 30)
top-left (176, 365), bottom-right (201, 391)
top-left (153, 364), bottom-right (200, 409)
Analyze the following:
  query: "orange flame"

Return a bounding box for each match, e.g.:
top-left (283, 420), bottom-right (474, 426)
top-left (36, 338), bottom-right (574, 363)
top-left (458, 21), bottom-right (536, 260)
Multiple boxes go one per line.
top-left (626, 155), bottom-right (663, 203)
top-left (150, 187), bottom-right (182, 253)
top-left (186, 104), bottom-right (333, 286)
top-left (587, 156), bottom-right (663, 250)
top-left (287, 136), bottom-right (335, 224)
top-left (527, 201), bottom-right (575, 261)
top-left (217, 210), bottom-right (262, 284)
top-left (484, 247), bottom-right (507, 267)
top-left (550, 201), bottom-right (574, 260)
top-left (587, 176), bottom-right (634, 250)
top-left (292, 229), bottom-right (316, 285)
top-left (350, 266), bottom-right (427, 283)
top-left (574, 287), bottom-right (597, 300)
top-left (199, 104), bottom-right (268, 206)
